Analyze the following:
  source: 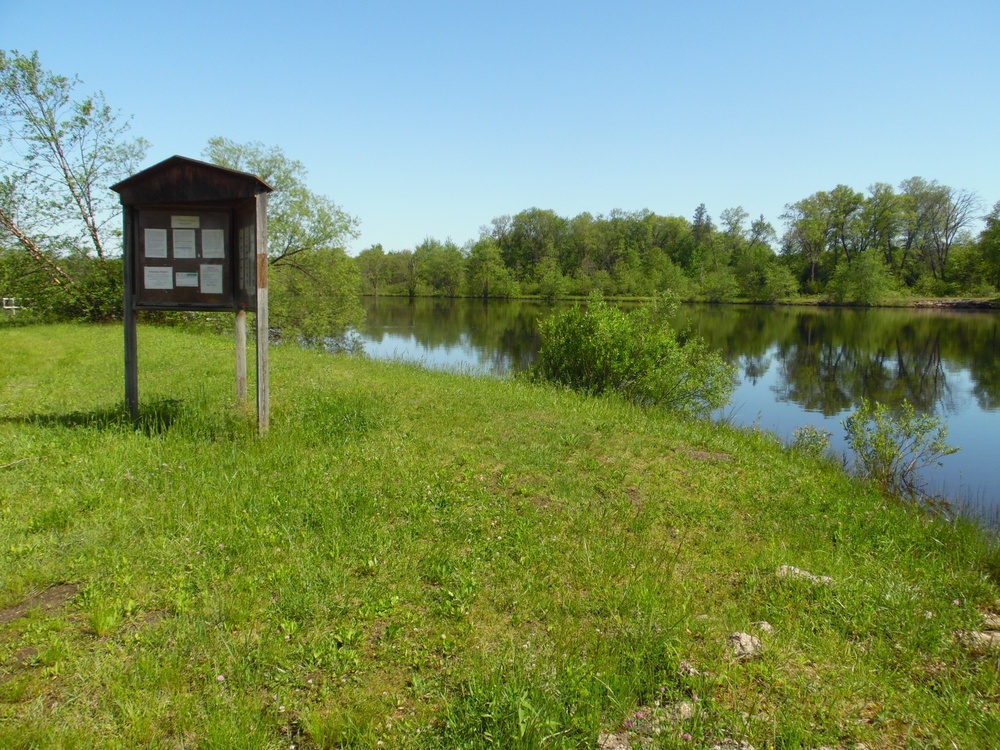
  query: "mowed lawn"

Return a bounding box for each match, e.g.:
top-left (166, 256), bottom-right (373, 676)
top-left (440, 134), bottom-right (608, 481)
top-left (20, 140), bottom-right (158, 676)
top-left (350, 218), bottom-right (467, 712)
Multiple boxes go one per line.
top-left (1, 323), bottom-right (999, 749)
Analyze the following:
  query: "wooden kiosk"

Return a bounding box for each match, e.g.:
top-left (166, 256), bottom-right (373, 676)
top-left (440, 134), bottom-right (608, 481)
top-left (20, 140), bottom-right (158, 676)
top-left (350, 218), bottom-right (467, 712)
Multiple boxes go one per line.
top-left (111, 156), bottom-right (274, 433)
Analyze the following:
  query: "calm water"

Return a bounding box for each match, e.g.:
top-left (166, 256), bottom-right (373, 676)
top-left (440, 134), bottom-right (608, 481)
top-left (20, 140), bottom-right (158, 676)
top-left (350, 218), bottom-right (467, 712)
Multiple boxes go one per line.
top-left (355, 297), bottom-right (1000, 522)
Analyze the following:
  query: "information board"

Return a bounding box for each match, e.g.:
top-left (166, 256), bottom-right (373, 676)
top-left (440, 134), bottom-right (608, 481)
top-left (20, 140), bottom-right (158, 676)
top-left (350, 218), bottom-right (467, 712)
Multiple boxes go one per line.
top-left (135, 208), bottom-right (233, 309)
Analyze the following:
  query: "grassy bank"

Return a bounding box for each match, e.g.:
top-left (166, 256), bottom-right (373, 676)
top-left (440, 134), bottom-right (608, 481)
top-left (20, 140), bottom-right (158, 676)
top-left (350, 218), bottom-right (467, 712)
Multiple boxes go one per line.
top-left (1, 324), bottom-right (999, 749)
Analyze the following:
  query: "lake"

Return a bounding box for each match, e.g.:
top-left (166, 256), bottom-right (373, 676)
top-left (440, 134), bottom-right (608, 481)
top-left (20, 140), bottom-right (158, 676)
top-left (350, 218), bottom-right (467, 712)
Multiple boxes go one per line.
top-left (354, 296), bottom-right (1000, 524)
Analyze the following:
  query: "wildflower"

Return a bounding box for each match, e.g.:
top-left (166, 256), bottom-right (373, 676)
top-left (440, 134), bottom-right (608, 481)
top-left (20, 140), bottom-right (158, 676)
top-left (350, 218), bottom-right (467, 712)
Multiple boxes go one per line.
top-left (682, 733), bottom-right (693, 742)
top-left (216, 675), bottom-right (225, 682)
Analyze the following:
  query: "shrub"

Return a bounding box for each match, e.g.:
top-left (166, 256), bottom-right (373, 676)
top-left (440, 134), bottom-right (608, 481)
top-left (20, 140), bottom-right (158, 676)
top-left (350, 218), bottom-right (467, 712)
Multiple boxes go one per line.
top-left (530, 294), bottom-right (736, 416)
top-left (759, 264), bottom-right (799, 302)
top-left (791, 424), bottom-right (832, 458)
top-left (699, 268), bottom-right (738, 302)
top-left (827, 251), bottom-right (897, 305)
top-left (842, 399), bottom-right (958, 498)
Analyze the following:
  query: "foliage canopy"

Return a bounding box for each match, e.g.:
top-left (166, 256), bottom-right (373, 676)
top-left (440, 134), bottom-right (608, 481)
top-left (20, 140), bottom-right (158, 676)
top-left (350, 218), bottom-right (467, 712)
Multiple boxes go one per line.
top-left (203, 137), bottom-right (362, 339)
top-left (0, 50), bottom-right (147, 319)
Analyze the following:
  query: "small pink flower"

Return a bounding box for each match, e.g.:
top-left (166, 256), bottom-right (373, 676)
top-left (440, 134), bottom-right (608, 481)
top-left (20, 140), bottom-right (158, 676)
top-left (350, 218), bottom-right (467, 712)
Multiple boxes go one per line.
top-left (216, 674), bottom-right (225, 682)
top-left (682, 732), bottom-right (693, 742)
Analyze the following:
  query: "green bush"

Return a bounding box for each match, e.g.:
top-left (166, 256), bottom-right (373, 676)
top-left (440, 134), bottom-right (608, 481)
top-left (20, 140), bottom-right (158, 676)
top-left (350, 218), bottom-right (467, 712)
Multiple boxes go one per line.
top-left (0, 252), bottom-right (123, 322)
top-left (827, 251), bottom-right (897, 305)
top-left (758, 263), bottom-right (800, 302)
top-left (530, 294), bottom-right (736, 416)
top-left (791, 424), bottom-right (832, 458)
top-left (842, 399), bottom-right (958, 498)
top-left (699, 268), bottom-right (738, 302)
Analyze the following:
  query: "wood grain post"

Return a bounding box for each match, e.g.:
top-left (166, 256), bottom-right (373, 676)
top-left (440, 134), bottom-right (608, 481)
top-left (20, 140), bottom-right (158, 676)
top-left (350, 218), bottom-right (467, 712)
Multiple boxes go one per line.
top-left (235, 308), bottom-right (247, 405)
top-left (123, 206), bottom-right (139, 423)
top-left (255, 193), bottom-right (269, 434)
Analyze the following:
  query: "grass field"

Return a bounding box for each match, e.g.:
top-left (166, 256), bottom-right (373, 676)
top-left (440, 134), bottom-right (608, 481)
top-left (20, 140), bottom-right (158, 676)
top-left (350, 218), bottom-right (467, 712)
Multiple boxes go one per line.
top-left (1, 323), bottom-right (998, 749)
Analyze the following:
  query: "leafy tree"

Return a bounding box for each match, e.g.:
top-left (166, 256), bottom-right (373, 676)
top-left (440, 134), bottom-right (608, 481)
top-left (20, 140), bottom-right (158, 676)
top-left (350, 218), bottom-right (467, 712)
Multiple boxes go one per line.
top-left (204, 137), bottom-right (361, 337)
top-left (731, 217), bottom-right (777, 299)
top-left (494, 208), bottom-right (567, 282)
top-left (978, 201), bottom-right (1000, 291)
top-left (386, 249), bottom-right (420, 298)
top-left (268, 247), bottom-right (362, 341)
top-left (535, 256), bottom-right (568, 301)
top-left (945, 238), bottom-right (992, 296)
top-left (863, 183), bottom-right (904, 273)
top-left (923, 185), bottom-right (981, 282)
top-left (204, 137), bottom-right (358, 267)
top-left (466, 236), bottom-right (517, 299)
top-left (0, 50), bottom-right (147, 317)
top-left (356, 243), bottom-right (390, 297)
top-left (414, 237), bottom-right (465, 297)
top-left (825, 184), bottom-right (867, 267)
top-left (691, 203), bottom-right (715, 282)
top-left (897, 177), bottom-right (981, 285)
top-left (781, 194), bottom-right (831, 290)
top-left (719, 206), bottom-right (749, 240)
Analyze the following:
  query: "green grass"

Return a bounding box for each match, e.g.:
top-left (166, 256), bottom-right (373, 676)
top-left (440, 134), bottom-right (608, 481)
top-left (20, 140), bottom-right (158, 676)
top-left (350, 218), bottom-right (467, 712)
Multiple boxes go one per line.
top-left (1, 323), bottom-right (999, 749)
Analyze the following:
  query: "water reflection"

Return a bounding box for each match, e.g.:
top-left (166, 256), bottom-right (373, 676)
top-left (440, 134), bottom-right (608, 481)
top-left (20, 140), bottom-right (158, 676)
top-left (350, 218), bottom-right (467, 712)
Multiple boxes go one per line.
top-left (355, 297), bottom-right (1000, 519)
top-left (359, 297), bottom-right (547, 374)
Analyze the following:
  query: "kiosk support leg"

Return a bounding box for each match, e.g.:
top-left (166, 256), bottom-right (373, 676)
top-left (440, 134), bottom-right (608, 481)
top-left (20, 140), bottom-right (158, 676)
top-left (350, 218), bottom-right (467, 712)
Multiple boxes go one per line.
top-left (123, 206), bottom-right (139, 423)
top-left (236, 309), bottom-right (248, 405)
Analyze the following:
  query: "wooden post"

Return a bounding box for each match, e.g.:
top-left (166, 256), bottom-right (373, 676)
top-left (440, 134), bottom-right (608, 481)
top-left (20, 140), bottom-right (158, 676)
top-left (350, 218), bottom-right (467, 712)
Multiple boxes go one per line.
top-left (255, 193), bottom-right (269, 434)
top-left (123, 206), bottom-right (139, 422)
top-left (235, 308), bottom-right (247, 405)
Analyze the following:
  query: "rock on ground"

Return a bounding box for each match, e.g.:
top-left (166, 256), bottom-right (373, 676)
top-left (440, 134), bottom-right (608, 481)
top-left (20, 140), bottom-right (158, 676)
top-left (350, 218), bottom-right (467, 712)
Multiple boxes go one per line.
top-left (776, 565), bottom-right (833, 584)
top-left (728, 632), bottom-right (764, 660)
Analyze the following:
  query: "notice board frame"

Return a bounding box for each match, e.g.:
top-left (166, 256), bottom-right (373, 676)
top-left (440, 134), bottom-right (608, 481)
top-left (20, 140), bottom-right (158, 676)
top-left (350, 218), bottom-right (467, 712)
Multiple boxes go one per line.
top-left (112, 156), bottom-right (273, 433)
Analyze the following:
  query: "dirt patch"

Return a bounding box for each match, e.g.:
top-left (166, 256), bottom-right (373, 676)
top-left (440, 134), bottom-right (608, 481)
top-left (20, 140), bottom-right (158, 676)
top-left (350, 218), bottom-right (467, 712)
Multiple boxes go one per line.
top-left (123, 608), bottom-right (169, 636)
top-left (0, 583), bottom-right (81, 626)
top-left (12, 646), bottom-right (37, 665)
top-left (685, 449), bottom-right (731, 463)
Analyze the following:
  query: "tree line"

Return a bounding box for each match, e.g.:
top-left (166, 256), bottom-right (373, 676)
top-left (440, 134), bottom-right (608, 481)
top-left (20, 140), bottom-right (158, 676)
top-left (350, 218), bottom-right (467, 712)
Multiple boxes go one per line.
top-left (3, 50), bottom-right (999, 334)
top-left (358, 186), bottom-right (1000, 305)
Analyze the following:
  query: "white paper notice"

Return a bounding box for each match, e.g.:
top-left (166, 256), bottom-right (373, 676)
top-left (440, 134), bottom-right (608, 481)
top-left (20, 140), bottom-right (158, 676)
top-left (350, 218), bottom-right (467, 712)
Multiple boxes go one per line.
top-left (144, 228), bottom-right (168, 258)
top-left (173, 229), bottom-right (196, 258)
top-left (176, 271), bottom-right (200, 288)
top-left (171, 215), bottom-right (200, 229)
top-left (144, 266), bottom-right (173, 290)
top-left (200, 264), bottom-right (223, 294)
top-left (202, 229), bottom-right (225, 258)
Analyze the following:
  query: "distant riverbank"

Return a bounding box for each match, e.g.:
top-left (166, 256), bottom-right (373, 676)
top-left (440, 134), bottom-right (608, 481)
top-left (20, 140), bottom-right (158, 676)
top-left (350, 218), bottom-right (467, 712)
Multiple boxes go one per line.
top-left (363, 292), bottom-right (1000, 310)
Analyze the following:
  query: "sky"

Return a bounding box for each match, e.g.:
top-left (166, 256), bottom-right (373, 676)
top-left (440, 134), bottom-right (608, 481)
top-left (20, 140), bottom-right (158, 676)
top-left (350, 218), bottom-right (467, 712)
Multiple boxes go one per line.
top-left (4, 0), bottom-right (999, 254)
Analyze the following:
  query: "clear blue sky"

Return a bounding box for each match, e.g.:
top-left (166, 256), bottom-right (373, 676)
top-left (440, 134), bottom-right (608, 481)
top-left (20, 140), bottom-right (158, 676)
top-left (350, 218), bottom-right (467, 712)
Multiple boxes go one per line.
top-left (5, 0), bottom-right (998, 253)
